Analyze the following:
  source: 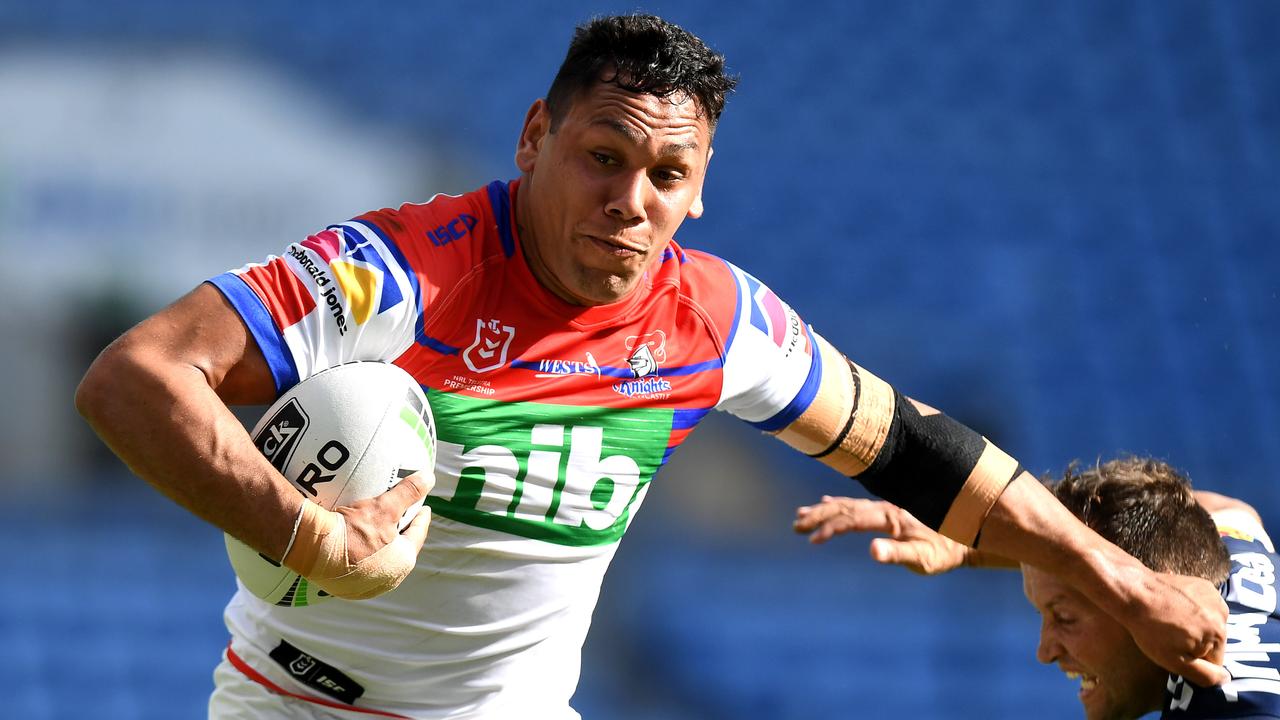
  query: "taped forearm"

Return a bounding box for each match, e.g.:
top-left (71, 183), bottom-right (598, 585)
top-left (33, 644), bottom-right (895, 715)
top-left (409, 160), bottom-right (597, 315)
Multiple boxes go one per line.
top-left (856, 392), bottom-right (1022, 544)
top-left (282, 500), bottom-right (423, 600)
top-left (775, 337), bottom-right (1020, 546)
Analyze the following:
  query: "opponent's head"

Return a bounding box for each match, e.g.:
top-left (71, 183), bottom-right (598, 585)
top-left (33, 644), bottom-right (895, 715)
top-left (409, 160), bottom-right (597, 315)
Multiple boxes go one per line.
top-left (1022, 457), bottom-right (1230, 720)
top-left (515, 14), bottom-right (738, 306)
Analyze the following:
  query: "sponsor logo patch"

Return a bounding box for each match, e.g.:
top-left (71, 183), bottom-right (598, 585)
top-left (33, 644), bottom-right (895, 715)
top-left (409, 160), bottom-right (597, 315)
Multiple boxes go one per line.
top-left (535, 352), bottom-right (602, 379)
top-left (269, 640), bottom-right (364, 704)
top-left (253, 399), bottom-right (309, 473)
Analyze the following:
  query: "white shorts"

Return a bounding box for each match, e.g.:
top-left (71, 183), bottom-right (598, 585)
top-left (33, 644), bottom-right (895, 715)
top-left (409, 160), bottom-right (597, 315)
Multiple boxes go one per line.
top-left (209, 646), bottom-right (412, 720)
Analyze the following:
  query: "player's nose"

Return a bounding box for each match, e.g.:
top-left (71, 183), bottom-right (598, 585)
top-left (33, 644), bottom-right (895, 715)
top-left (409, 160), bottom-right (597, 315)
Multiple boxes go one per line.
top-left (604, 171), bottom-right (647, 224)
top-left (1035, 626), bottom-right (1061, 665)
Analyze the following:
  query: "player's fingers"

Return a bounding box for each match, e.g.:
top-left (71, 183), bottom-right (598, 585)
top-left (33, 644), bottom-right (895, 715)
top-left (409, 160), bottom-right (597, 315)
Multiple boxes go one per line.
top-left (823, 501), bottom-right (901, 535)
top-left (1176, 657), bottom-right (1229, 687)
top-left (397, 505), bottom-right (432, 550)
top-left (794, 500), bottom-right (846, 530)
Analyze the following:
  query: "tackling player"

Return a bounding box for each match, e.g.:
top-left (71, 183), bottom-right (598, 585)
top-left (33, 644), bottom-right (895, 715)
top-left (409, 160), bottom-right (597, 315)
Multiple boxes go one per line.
top-left (795, 457), bottom-right (1280, 719)
top-left (77, 13), bottom-right (1226, 719)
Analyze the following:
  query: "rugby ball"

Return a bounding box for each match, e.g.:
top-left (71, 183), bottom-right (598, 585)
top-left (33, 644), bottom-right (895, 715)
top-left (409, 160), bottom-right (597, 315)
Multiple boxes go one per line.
top-left (224, 361), bottom-right (436, 607)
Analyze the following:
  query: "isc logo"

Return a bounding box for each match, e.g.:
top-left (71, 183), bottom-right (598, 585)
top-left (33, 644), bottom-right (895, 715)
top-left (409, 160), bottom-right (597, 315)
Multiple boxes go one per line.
top-left (427, 213), bottom-right (478, 247)
top-left (435, 424), bottom-right (642, 535)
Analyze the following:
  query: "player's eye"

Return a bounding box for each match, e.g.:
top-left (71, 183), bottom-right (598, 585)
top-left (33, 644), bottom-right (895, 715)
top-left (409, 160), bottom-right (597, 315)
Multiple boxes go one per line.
top-left (651, 168), bottom-right (685, 185)
top-left (590, 152), bottom-right (616, 166)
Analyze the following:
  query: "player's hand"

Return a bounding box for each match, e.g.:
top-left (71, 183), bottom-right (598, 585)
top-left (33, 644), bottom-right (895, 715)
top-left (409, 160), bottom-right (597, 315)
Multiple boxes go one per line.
top-left (1119, 569), bottom-right (1229, 687)
top-left (793, 496), bottom-right (974, 575)
top-left (285, 472), bottom-right (434, 600)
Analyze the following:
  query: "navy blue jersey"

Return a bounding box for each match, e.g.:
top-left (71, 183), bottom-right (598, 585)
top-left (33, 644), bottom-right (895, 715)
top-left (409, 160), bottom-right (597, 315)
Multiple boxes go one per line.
top-left (1164, 515), bottom-right (1280, 719)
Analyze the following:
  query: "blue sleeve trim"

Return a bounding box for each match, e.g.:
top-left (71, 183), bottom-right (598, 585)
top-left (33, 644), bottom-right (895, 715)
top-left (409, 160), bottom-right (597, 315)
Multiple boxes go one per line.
top-left (746, 332), bottom-right (824, 432)
top-left (206, 273), bottom-right (299, 395)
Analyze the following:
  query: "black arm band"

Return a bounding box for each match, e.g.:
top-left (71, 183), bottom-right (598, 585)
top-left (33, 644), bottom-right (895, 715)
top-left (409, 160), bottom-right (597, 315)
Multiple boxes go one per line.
top-left (853, 389), bottom-right (986, 530)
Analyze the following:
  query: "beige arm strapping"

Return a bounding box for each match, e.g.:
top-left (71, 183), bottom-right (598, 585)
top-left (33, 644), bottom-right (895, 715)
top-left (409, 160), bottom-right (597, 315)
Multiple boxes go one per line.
top-left (773, 334), bottom-right (1016, 546)
top-left (283, 501), bottom-right (430, 600)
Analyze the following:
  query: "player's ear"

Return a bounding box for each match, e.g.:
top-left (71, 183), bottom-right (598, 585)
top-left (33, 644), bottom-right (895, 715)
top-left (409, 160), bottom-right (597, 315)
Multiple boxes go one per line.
top-left (687, 146), bottom-right (713, 219)
top-left (515, 99), bottom-right (551, 173)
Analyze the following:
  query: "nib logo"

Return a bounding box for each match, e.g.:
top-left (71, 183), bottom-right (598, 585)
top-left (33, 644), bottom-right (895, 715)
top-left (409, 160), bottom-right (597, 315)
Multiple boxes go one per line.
top-left (463, 318), bottom-right (516, 373)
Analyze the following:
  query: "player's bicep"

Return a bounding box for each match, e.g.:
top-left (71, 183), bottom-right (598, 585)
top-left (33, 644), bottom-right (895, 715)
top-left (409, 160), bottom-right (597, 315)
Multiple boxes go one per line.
top-left (122, 282), bottom-right (277, 405)
top-left (774, 336), bottom-right (1021, 546)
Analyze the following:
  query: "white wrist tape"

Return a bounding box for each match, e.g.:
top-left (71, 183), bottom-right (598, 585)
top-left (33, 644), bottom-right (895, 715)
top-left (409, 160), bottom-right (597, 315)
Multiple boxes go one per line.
top-left (279, 502), bottom-right (306, 564)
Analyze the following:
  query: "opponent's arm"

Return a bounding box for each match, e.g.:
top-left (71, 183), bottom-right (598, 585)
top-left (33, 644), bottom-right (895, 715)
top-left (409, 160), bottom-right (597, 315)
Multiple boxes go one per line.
top-left (793, 495), bottom-right (1016, 573)
top-left (1195, 490), bottom-right (1263, 525)
top-left (773, 335), bottom-right (1227, 685)
top-left (75, 283), bottom-right (429, 599)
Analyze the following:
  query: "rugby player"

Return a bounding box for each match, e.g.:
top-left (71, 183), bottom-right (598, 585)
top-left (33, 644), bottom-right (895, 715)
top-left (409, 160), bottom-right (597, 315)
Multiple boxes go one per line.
top-left (796, 457), bottom-right (1280, 719)
top-left (77, 13), bottom-right (1226, 719)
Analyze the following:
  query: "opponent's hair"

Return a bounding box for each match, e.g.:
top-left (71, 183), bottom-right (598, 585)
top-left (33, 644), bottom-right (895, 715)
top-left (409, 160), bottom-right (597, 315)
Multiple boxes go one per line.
top-left (545, 14), bottom-right (739, 132)
top-left (1048, 457), bottom-right (1230, 586)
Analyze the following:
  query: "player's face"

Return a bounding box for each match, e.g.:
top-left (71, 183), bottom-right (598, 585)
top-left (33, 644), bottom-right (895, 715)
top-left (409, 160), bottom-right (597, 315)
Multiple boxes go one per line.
top-left (1023, 567), bottom-right (1167, 720)
top-left (514, 81), bottom-right (711, 306)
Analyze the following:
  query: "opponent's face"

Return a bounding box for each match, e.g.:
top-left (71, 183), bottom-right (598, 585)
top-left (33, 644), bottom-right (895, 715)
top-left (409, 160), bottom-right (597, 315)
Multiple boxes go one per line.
top-left (1023, 567), bottom-right (1167, 720)
top-left (514, 81), bottom-right (711, 306)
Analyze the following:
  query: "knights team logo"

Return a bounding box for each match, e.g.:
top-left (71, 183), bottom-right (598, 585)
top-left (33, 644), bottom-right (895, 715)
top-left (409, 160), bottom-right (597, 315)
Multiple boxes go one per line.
top-left (625, 331), bottom-right (666, 378)
top-left (464, 318), bottom-right (516, 373)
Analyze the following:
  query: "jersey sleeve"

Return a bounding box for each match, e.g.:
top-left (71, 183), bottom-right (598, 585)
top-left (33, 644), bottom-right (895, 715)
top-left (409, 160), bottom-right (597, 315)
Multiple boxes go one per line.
top-left (207, 219), bottom-right (421, 394)
top-left (713, 260), bottom-right (823, 430)
top-left (1165, 513), bottom-right (1280, 718)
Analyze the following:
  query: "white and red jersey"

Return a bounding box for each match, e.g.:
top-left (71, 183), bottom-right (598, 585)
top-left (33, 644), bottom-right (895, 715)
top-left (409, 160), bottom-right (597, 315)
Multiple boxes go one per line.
top-left (209, 179), bottom-right (823, 718)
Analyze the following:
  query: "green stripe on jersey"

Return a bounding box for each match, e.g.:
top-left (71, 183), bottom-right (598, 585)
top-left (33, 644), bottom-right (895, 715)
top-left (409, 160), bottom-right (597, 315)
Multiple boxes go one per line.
top-left (424, 391), bottom-right (672, 546)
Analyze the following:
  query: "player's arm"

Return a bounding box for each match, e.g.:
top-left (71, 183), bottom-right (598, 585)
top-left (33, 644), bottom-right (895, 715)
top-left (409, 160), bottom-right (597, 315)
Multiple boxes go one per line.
top-left (1195, 490), bottom-right (1263, 526)
top-left (793, 495), bottom-right (1016, 573)
top-left (75, 283), bottom-right (429, 599)
top-left (773, 335), bottom-right (1227, 685)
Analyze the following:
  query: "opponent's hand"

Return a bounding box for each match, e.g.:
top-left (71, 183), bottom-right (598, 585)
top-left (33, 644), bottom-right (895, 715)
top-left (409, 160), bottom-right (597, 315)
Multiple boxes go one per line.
top-left (1118, 569), bottom-right (1229, 687)
top-left (793, 496), bottom-right (975, 575)
top-left (284, 472), bottom-right (434, 600)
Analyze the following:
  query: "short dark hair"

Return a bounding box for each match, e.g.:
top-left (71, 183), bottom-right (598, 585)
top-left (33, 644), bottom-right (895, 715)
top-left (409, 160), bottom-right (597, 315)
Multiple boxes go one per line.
top-left (1048, 457), bottom-right (1231, 586)
top-left (545, 14), bottom-right (739, 133)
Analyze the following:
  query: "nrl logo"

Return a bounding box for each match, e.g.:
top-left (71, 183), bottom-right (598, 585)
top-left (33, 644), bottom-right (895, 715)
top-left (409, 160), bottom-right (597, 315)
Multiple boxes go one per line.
top-left (290, 654), bottom-right (316, 676)
top-left (625, 330), bottom-right (666, 378)
top-left (464, 318), bottom-right (516, 373)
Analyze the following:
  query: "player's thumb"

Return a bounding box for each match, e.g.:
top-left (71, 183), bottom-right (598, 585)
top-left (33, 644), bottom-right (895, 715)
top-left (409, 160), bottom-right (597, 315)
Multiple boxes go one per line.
top-left (870, 538), bottom-right (915, 567)
top-left (388, 471), bottom-right (434, 511)
top-left (1178, 658), bottom-right (1229, 688)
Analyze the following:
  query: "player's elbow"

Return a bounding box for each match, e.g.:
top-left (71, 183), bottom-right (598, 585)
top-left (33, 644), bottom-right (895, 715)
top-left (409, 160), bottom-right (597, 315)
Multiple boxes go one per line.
top-left (75, 335), bottom-right (149, 430)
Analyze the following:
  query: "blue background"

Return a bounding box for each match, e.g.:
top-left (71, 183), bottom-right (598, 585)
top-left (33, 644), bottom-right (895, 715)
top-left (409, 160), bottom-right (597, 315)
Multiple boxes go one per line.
top-left (2, 1), bottom-right (1277, 718)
